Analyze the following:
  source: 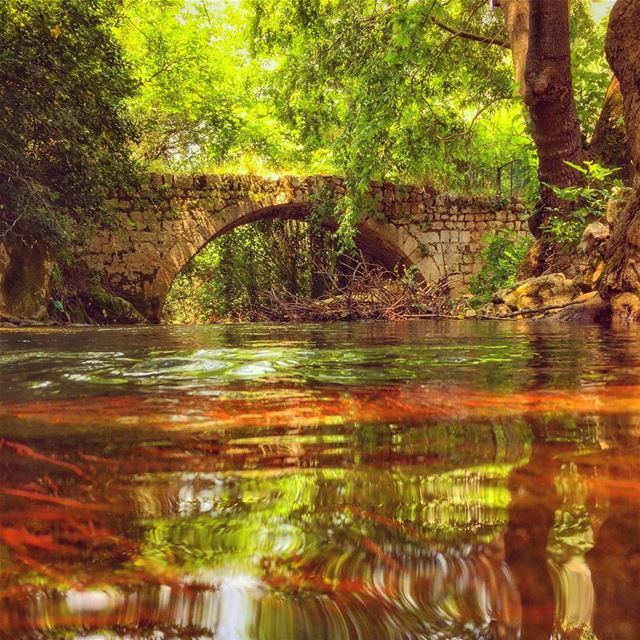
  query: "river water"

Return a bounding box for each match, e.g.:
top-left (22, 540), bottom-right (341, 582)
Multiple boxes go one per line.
top-left (0, 320), bottom-right (639, 639)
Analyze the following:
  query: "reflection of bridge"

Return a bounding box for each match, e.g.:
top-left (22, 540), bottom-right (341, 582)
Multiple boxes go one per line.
top-left (82, 174), bottom-right (528, 321)
top-left (0, 410), bottom-right (530, 638)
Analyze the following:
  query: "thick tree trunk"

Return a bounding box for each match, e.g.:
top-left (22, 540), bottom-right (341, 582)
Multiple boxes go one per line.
top-left (502, 0), bottom-right (585, 277)
top-left (498, 1), bottom-right (628, 181)
top-left (496, 1), bottom-right (631, 283)
top-left (524, 0), bottom-right (584, 233)
top-left (498, 1), bottom-right (584, 275)
top-left (588, 76), bottom-right (630, 181)
top-left (599, 184), bottom-right (640, 318)
top-left (605, 0), bottom-right (640, 175)
top-left (599, 0), bottom-right (640, 318)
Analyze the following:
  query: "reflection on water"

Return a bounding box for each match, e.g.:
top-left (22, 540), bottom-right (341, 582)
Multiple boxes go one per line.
top-left (547, 464), bottom-right (597, 640)
top-left (1, 320), bottom-right (640, 639)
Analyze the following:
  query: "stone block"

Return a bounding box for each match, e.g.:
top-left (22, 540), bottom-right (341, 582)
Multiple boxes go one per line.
top-left (417, 255), bottom-right (442, 280)
top-left (149, 173), bottom-right (163, 189)
top-left (162, 174), bottom-right (176, 188)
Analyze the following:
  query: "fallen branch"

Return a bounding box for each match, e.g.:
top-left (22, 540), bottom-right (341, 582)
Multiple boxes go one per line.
top-left (404, 313), bottom-right (463, 320)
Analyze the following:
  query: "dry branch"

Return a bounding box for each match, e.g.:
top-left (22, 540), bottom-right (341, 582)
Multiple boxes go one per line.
top-left (243, 252), bottom-right (464, 322)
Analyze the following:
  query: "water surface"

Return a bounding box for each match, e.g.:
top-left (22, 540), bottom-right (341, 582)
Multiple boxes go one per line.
top-left (1, 320), bottom-right (639, 639)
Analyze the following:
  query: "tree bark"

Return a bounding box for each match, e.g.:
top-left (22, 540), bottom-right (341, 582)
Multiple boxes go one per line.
top-left (498, 1), bottom-right (628, 183)
top-left (524, 0), bottom-right (584, 232)
top-left (497, 0), bottom-right (529, 96)
top-left (500, 0), bottom-right (585, 276)
top-left (599, 183), bottom-right (640, 317)
top-left (598, 0), bottom-right (640, 317)
top-left (605, 0), bottom-right (640, 175)
top-left (588, 76), bottom-right (630, 182)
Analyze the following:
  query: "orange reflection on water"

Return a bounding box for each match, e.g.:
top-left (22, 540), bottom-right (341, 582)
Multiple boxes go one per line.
top-left (3, 383), bottom-right (640, 433)
top-left (3, 316), bottom-right (640, 640)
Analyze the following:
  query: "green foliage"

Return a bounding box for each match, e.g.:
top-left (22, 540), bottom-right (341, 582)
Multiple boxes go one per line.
top-left (0, 0), bottom-right (139, 246)
top-left (569, 1), bottom-right (612, 136)
top-left (118, 0), bottom-right (324, 174)
top-left (470, 230), bottom-right (533, 305)
top-left (164, 219), bottom-right (337, 323)
top-left (542, 161), bottom-right (622, 246)
top-left (251, 0), bottom-right (521, 193)
top-left (120, 0), bottom-right (548, 198)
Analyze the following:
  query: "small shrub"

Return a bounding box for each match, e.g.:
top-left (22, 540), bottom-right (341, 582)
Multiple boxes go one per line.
top-left (541, 161), bottom-right (622, 246)
top-left (470, 230), bottom-right (533, 305)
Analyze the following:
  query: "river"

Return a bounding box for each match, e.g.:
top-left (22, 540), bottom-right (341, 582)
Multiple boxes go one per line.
top-left (0, 320), bottom-right (639, 639)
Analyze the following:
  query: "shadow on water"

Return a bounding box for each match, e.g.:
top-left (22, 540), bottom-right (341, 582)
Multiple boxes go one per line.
top-left (0, 320), bottom-right (640, 639)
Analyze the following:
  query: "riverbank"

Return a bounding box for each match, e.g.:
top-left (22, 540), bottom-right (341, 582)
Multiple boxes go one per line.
top-left (0, 236), bottom-right (616, 327)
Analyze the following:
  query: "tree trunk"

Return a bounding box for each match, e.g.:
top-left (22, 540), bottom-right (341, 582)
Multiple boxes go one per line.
top-left (524, 0), bottom-right (584, 233)
top-left (498, 0), bottom-right (584, 275)
top-left (598, 0), bottom-right (640, 318)
top-left (605, 0), bottom-right (640, 175)
top-left (498, 0), bottom-right (529, 96)
top-left (503, 0), bottom-right (585, 277)
top-left (599, 184), bottom-right (640, 318)
top-left (498, 1), bottom-right (628, 184)
top-left (588, 76), bottom-right (630, 182)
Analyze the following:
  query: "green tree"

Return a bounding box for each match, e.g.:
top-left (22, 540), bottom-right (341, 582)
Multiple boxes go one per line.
top-left (118, 0), bottom-right (318, 174)
top-left (248, 0), bottom-right (612, 245)
top-left (0, 0), bottom-right (139, 247)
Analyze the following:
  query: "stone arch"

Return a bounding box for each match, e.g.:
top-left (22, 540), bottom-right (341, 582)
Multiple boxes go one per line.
top-left (82, 174), bottom-right (528, 322)
top-left (159, 202), bottom-right (417, 321)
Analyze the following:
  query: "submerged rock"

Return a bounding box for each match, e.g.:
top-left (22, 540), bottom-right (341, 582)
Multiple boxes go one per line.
top-left (480, 273), bottom-right (604, 321)
top-left (479, 302), bottom-right (513, 318)
top-left (610, 292), bottom-right (640, 321)
top-left (550, 291), bottom-right (608, 323)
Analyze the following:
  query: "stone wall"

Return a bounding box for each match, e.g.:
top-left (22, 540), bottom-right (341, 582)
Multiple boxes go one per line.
top-left (0, 240), bottom-right (52, 321)
top-left (81, 174), bottom-right (530, 322)
top-left (370, 191), bottom-right (529, 287)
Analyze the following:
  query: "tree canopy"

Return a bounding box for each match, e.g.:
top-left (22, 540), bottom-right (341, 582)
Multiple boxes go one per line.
top-left (0, 0), bottom-right (626, 265)
top-left (118, 0), bottom-right (611, 194)
top-left (0, 0), bottom-right (139, 247)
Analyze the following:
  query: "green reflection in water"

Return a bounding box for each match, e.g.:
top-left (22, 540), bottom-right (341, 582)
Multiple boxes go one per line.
top-left (2, 321), bottom-right (640, 639)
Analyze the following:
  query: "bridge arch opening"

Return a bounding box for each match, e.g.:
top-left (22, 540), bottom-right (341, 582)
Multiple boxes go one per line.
top-left (161, 203), bottom-right (418, 324)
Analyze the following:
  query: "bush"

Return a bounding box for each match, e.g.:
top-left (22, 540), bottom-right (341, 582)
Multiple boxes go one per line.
top-left (541, 161), bottom-right (622, 246)
top-left (470, 229), bottom-right (532, 305)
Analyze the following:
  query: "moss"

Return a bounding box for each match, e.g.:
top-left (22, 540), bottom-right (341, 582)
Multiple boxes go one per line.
top-left (84, 285), bottom-right (144, 324)
top-left (0, 241), bottom-right (52, 320)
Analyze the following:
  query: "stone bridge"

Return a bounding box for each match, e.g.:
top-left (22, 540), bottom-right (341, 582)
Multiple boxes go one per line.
top-left (82, 173), bottom-right (528, 322)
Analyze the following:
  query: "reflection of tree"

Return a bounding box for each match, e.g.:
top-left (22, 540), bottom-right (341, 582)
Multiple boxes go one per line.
top-left (505, 429), bottom-right (560, 640)
top-left (547, 464), bottom-right (598, 640)
top-left (0, 417), bottom-right (530, 639)
top-left (502, 323), bottom-right (606, 640)
top-left (503, 314), bottom-right (640, 640)
top-left (506, 415), bottom-right (640, 640)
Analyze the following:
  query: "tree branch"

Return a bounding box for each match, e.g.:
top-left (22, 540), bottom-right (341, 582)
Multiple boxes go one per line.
top-left (430, 16), bottom-right (510, 49)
